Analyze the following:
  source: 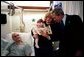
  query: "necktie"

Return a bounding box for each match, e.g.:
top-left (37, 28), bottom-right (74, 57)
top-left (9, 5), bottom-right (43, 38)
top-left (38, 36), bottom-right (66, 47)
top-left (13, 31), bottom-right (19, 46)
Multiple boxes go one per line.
top-left (60, 20), bottom-right (65, 40)
top-left (60, 20), bottom-right (64, 30)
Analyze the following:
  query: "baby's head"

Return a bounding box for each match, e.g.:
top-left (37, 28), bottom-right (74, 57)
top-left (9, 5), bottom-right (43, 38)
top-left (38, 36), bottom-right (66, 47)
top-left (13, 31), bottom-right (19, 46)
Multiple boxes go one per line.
top-left (36, 19), bottom-right (44, 28)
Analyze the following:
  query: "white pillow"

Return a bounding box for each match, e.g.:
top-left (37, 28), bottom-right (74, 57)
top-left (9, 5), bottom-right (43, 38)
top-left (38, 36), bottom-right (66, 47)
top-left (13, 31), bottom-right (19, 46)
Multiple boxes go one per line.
top-left (5, 33), bottom-right (14, 43)
top-left (5, 32), bottom-right (34, 46)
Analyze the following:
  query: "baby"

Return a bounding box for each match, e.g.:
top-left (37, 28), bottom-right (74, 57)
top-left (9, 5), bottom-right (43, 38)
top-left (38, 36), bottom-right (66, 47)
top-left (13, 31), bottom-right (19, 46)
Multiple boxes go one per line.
top-left (32, 19), bottom-right (51, 48)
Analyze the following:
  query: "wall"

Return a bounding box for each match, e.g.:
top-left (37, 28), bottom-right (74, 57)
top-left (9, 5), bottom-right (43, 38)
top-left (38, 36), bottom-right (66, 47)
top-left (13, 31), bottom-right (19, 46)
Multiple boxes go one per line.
top-left (11, 9), bottom-right (21, 32)
top-left (23, 10), bottom-right (48, 32)
top-left (1, 1), bottom-right (12, 38)
top-left (9, 9), bottom-right (48, 33)
top-left (1, 12), bottom-right (12, 38)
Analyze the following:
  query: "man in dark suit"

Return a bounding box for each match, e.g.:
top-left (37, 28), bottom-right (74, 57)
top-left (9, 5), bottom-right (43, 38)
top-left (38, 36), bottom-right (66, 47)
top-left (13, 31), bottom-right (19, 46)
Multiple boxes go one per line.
top-left (51, 8), bottom-right (83, 56)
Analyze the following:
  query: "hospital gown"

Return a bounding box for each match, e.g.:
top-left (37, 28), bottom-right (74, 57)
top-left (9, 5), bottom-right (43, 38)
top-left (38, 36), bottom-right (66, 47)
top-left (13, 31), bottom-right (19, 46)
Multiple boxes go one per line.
top-left (7, 42), bottom-right (32, 56)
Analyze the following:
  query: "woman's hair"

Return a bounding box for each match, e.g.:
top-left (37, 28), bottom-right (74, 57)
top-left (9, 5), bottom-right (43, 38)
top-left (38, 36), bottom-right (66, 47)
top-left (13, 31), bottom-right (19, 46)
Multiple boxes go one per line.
top-left (44, 11), bottom-right (55, 24)
top-left (44, 11), bottom-right (53, 22)
top-left (45, 11), bottom-right (52, 19)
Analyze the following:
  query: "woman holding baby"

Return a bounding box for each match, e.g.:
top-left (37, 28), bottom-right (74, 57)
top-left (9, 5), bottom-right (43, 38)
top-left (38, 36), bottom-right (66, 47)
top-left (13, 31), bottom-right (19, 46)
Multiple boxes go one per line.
top-left (32, 12), bottom-right (53, 56)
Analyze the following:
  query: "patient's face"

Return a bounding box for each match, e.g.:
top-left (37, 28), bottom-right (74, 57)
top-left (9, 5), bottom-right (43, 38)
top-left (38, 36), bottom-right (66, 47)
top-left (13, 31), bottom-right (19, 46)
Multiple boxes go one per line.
top-left (12, 33), bottom-right (21, 42)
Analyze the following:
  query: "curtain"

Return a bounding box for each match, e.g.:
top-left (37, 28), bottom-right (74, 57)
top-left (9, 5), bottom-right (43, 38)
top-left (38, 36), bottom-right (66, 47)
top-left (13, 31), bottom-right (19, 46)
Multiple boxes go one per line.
top-left (51, 1), bottom-right (83, 21)
top-left (62, 1), bottom-right (83, 21)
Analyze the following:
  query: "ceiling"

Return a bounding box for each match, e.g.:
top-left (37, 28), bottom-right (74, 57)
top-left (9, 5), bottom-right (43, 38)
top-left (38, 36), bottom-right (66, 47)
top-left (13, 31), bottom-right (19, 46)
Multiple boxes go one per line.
top-left (5, 1), bottom-right (50, 7)
top-left (1, 1), bottom-right (50, 12)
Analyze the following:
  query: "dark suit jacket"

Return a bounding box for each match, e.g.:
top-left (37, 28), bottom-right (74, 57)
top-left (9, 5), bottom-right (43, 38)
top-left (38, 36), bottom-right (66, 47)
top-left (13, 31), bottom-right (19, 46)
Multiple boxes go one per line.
top-left (64, 14), bottom-right (83, 49)
top-left (50, 14), bottom-right (83, 55)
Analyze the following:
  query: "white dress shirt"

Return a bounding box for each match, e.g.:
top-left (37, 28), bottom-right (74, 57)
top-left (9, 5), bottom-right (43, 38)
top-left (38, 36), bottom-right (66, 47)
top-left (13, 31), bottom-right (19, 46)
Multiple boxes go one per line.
top-left (62, 14), bottom-right (66, 26)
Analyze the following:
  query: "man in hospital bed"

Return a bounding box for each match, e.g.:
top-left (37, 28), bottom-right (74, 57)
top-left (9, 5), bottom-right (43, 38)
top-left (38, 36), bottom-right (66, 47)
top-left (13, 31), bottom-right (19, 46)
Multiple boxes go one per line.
top-left (4, 32), bottom-right (32, 56)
